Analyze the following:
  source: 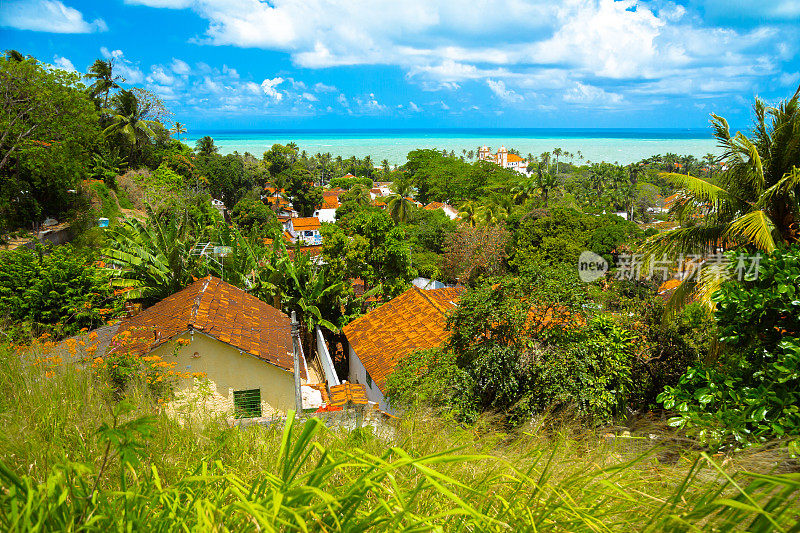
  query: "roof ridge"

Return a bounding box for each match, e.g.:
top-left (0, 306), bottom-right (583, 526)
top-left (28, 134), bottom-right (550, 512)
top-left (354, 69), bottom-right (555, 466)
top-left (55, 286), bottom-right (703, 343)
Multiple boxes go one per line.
top-left (414, 286), bottom-right (449, 317)
top-left (189, 276), bottom-right (212, 328)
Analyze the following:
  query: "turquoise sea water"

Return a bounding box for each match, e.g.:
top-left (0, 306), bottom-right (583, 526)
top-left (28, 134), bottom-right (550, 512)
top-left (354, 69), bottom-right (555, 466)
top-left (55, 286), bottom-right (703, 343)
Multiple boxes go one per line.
top-left (184, 128), bottom-right (721, 166)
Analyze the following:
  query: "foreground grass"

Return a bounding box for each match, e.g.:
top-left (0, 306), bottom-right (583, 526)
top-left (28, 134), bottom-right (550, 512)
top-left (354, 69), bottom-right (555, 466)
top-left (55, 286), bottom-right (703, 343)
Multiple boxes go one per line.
top-left (0, 347), bottom-right (798, 531)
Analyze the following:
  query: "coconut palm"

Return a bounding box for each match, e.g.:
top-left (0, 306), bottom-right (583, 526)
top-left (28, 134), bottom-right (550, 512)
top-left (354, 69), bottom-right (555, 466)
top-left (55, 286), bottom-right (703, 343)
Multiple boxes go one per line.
top-left (458, 201), bottom-right (480, 228)
top-left (170, 122), bottom-right (187, 138)
top-left (85, 59), bottom-right (122, 109)
top-left (346, 184), bottom-right (372, 207)
top-left (196, 136), bottom-right (218, 156)
top-left (103, 90), bottom-right (158, 166)
top-left (552, 147), bottom-right (563, 174)
top-left (642, 86), bottom-right (800, 309)
top-left (534, 164), bottom-right (559, 208)
top-left (386, 180), bottom-right (416, 224)
top-left (5, 50), bottom-right (26, 62)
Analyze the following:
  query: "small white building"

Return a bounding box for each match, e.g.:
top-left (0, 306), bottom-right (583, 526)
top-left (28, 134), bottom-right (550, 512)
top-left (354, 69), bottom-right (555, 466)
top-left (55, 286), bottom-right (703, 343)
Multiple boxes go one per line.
top-left (286, 217), bottom-right (322, 245)
top-left (313, 195), bottom-right (340, 224)
top-left (478, 145), bottom-right (529, 174)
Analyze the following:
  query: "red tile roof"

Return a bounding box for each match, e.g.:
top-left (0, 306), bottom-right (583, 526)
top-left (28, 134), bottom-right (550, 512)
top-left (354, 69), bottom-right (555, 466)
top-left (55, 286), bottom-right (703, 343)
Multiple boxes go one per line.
top-left (112, 277), bottom-right (300, 376)
top-left (343, 286), bottom-right (464, 393)
top-left (506, 153), bottom-right (525, 163)
top-left (291, 217), bottom-right (321, 231)
top-left (320, 196), bottom-right (340, 209)
top-left (424, 202), bottom-right (443, 210)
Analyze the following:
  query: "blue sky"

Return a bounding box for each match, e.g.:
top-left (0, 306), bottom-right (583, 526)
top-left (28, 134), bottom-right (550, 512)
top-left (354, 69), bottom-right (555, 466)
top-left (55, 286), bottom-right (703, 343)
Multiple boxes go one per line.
top-left (1, 0), bottom-right (799, 131)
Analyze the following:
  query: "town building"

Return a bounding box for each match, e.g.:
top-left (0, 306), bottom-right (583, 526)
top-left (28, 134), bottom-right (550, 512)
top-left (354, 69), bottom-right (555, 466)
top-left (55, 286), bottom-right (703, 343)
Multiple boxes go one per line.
top-left (342, 286), bottom-right (464, 414)
top-left (285, 217), bottom-right (322, 245)
top-left (423, 202), bottom-right (460, 220)
top-left (108, 276), bottom-right (307, 419)
top-left (478, 145), bottom-right (529, 173)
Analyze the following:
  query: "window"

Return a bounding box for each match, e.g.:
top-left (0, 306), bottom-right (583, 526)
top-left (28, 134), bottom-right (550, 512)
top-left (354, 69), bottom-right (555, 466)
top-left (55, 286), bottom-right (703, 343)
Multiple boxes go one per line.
top-left (233, 389), bottom-right (262, 418)
top-left (365, 371), bottom-right (372, 388)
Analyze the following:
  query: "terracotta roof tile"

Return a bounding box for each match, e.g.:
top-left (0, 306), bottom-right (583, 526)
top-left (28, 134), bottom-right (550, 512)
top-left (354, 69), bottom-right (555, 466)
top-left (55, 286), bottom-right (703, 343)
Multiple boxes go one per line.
top-left (329, 383), bottom-right (368, 406)
top-left (291, 217), bottom-right (321, 231)
top-left (343, 286), bottom-right (464, 393)
top-left (111, 277), bottom-right (300, 377)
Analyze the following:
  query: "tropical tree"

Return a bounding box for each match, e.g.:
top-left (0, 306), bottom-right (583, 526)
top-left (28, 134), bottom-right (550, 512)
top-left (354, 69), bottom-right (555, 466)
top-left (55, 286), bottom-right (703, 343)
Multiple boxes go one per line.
top-left (196, 135), bottom-right (218, 156)
top-left (85, 59), bottom-right (121, 109)
top-left (386, 179), bottom-right (416, 224)
top-left (103, 89), bottom-right (158, 166)
top-left (534, 163), bottom-right (559, 208)
top-left (102, 207), bottom-right (200, 304)
top-left (642, 86), bottom-right (800, 308)
top-left (170, 122), bottom-right (187, 138)
top-left (458, 201), bottom-right (480, 228)
top-left (552, 147), bottom-right (563, 174)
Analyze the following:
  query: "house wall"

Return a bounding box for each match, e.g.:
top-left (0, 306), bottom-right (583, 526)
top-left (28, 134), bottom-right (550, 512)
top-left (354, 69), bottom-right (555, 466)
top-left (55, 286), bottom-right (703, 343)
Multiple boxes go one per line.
top-left (314, 208), bottom-right (337, 223)
top-left (347, 344), bottom-right (396, 415)
top-left (153, 332), bottom-right (296, 418)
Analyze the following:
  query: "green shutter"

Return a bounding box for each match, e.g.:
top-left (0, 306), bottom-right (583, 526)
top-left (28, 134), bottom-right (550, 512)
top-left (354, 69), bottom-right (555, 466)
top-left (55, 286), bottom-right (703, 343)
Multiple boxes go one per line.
top-left (233, 389), bottom-right (262, 418)
top-left (365, 371), bottom-right (372, 388)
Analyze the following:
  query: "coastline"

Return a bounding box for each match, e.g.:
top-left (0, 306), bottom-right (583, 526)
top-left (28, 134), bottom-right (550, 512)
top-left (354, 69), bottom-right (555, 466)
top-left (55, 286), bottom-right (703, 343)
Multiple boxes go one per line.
top-left (183, 128), bottom-right (721, 165)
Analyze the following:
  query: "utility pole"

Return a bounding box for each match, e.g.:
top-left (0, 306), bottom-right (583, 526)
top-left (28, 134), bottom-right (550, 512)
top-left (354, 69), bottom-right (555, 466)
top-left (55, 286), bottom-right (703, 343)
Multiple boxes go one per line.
top-left (290, 311), bottom-right (303, 415)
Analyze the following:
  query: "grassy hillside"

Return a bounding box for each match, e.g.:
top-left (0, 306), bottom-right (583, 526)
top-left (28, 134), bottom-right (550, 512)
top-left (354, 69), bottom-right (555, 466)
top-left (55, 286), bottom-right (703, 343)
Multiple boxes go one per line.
top-left (0, 345), bottom-right (797, 531)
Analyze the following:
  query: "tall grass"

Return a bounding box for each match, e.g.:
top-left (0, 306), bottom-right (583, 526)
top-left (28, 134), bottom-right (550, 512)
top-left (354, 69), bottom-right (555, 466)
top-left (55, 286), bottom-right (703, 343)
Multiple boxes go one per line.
top-left (0, 346), bottom-right (797, 531)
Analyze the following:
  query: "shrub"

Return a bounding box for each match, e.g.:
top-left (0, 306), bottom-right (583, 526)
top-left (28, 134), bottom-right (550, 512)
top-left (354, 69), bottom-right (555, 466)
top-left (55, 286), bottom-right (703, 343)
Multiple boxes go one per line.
top-left (659, 246), bottom-right (800, 448)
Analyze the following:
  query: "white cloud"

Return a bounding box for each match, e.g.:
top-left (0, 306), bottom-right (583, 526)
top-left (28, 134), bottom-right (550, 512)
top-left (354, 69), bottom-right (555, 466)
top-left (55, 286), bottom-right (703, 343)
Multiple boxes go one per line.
top-left (170, 58), bottom-right (191, 75)
top-left (1, 0), bottom-right (106, 33)
top-left (563, 82), bottom-right (623, 105)
top-left (314, 82), bottom-right (337, 92)
top-left (301, 92), bottom-right (318, 102)
top-left (260, 77), bottom-right (285, 101)
top-left (409, 101), bottom-right (421, 112)
top-left (486, 79), bottom-right (522, 103)
top-left (100, 47), bottom-right (144, 84)
top-left (52, 55), bottom-right (75, 72)
top-left (147, 65), bottom-right (175, 86)
top-left (779, 72), bottom-right (800, 87)
top-left (131, 0), bottom-right (793, 108)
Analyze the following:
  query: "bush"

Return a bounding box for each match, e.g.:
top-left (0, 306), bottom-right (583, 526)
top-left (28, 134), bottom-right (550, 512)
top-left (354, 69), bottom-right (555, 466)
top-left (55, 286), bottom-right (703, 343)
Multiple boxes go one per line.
top-left (0, 244), bottom-right (122, 341)
top-left (659, 246), bottom-right (800, 448)
top-left (329, 175), bottom-right (373, 190)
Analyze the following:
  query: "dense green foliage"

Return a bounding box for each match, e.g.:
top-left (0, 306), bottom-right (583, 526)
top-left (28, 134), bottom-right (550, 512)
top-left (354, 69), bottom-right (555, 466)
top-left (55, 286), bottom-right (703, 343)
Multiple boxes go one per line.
top-left (0, 245), bottom-right (121, 340)
top-left (659, 246), bottom-right (800, 448)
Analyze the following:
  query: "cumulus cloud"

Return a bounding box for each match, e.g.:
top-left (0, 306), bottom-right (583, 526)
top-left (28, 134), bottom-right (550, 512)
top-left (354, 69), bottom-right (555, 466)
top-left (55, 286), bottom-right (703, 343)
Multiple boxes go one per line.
top-left (301, 92), bottom-right (318, 102)
top-left (170, 58), bottom-right (191, 76)
top-left (100, 47), bottom-right (144, 84)
top-left (408, 101), bottom-right (421, 112)
top-left (260, 77), bottom-right (285, 101)
top-left (313, 82), bottom-right (337, 92)
top-left (52, 55), bottom-right (75, 71)
top-left (486, 79), bottom-right (522, 103)
top-left (1, 0), bottom-right (106, 33)
top-left (563, 82), bottom-right (623, 105)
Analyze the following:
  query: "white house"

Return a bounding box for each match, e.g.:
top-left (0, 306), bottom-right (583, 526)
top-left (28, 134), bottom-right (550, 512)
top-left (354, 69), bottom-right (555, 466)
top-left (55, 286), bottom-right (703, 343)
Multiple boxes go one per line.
top-left (313, 195), bottom-right (340, 224)
top-left (286, 217), bottom-right (322, 245)
top-left (423, 202), bottom-right (460, 220)
top-left (342, 286), bottom-right (464, 414)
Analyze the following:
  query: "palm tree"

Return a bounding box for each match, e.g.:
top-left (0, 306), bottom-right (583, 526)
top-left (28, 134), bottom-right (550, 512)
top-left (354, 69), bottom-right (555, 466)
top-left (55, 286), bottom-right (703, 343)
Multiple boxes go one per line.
top-left (196, 136), bottom-right (218, 156)
top-left (552, 147), bottom-right (563, 174)
top-left (346, 184), bottom-right (372, 207)
top-left (642, 86), bottom-right (800, 309)
top-left (103, 89), bottom-right (158, 166)
top-left (102, 207), bottom-right (200, 305)
top-left (85, 59), bottom-right (122, 109)
top-left (534, 164), bottom-right (559, 208)
top-left (5, 50), bottom-right (25, 62)
top-left (170, 122), bottom-right (187, 138)
top-left (387, 180), bottom-right (416, 224)
top-left (458, 201), bottom-right (480, 228)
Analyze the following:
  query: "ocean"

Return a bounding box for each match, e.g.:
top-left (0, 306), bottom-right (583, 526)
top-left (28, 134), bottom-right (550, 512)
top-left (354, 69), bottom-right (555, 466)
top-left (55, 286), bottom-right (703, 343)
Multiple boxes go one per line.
top-left (183, 128), bottom-right (721, 166)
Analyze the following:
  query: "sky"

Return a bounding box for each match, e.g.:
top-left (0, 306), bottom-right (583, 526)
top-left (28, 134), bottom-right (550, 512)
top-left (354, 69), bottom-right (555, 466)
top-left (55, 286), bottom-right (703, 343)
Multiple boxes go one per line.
top-left (1, 0), bottom-right (799, 131)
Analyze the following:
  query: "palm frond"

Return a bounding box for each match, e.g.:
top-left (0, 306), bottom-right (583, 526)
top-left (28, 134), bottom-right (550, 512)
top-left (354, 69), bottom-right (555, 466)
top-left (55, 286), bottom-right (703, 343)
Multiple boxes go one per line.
top-left (727, 210), bottom-right (777, 252)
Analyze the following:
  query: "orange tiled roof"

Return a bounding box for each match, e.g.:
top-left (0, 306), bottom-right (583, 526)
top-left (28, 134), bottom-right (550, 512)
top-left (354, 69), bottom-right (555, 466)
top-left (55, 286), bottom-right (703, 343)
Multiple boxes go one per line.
top-left (506, 153), bottom-right (525, 163)
top-left (323, 189), bottom-right (344, 198)
top-left (329, 383), bottom-right (368, 406)
top-left (264, 196), bottom-right (290, 206)
top-left (321, 196), bottom-right (340, 209)
top-left (292, 217), bottom-right (321, 231)
top-left (343, 286), bottom-right (464, 393)
top-left (111, 277), bottom-right (300, 376)
top-left (424, 202), bottom-right (443, 210)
